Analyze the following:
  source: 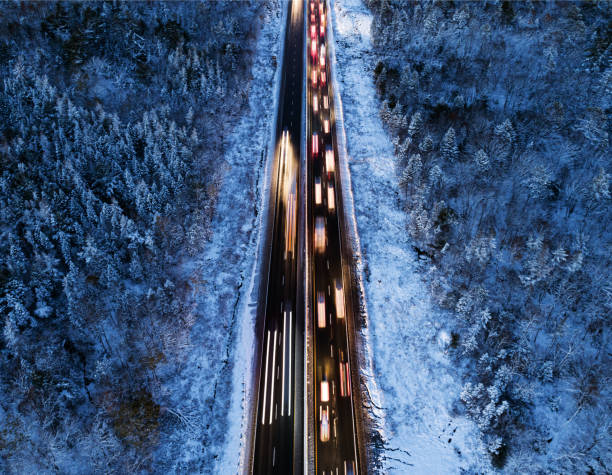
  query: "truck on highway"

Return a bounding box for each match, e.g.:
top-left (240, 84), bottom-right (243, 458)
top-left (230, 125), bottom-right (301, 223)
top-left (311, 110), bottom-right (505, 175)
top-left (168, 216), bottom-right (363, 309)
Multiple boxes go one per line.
top-left (315, 216), bottom-right (326, 253)
top-left (317, 291), bottom-right (326, 328)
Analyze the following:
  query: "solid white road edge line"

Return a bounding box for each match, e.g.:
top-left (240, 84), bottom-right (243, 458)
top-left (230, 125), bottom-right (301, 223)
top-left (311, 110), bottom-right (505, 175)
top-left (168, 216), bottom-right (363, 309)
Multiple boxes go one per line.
top-left (261, 330), bottom-right (271, 425)
top-left (269, 329), bottom-right (278, 424)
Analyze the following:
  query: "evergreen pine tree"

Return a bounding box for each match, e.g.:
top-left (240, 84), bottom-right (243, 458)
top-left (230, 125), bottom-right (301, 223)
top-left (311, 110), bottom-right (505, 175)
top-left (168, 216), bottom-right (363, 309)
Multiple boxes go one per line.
top-left (441, 127), bottom-right (458, 162)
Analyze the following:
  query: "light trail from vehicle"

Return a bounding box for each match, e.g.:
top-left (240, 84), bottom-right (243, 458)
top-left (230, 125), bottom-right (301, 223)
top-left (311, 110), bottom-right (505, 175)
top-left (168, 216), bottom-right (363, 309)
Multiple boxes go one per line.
top-left (269, 329), bottom-right (278, 425)
top-left (261, 331), bottom-right (271, 425)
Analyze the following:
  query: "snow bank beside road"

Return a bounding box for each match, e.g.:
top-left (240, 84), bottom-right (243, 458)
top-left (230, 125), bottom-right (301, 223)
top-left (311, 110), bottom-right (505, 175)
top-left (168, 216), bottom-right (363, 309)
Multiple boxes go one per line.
top-left (153, 2), bottom-right (283, 473)
top-left (215, 2), bottom-right (285, 472)
top-left (330, 0), bottom-right (490, 472)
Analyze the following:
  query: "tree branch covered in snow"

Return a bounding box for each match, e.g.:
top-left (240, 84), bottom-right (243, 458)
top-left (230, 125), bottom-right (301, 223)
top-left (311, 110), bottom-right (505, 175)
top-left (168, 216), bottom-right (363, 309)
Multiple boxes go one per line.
top-left (364, 0), bottom-right (610, 471)
top-left (0, 1), bottom-right (267, 471)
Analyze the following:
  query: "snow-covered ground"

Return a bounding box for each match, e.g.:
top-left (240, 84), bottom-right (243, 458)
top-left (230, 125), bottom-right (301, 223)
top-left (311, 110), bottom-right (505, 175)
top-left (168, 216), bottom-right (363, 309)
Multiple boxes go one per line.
top-left (330, 0), bottom-right (491, 472)
top-left (151, 2), bottom-right (283, 473)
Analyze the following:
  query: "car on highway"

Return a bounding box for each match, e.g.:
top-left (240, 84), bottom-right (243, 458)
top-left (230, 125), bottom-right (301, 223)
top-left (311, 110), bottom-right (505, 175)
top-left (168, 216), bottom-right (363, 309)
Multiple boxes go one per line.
top-left (315, 216), bottom-right (326, 253)
top-left (323, 118), bottom-right (330, 134)
top-left (310, 24), bottom-right (317, 40)
top-left (319, 2), bottom-right (324, 16)
top-left (320, 24), bottom-right (325, 39)
top-left (323, 94), bottom-right (329, 109)
top-left (319, 405), bottom-right (330, 442)
top-left (334, 278), bottom-right (344, 318)
top-left (320, 376), bottom-right (330, 402)
top-left (315, 176), bottom-right (322, 205)
top-left (311, 13), bottom-right (316, 25)
top-left (310, 1), bottom-right (315, 13)
top-left (327, 182), bottom-right (335, 212)
top-left (325, 146), bottom-right (334, 176)
top-left (317, 290), bottom-right (326, 328)
top-left (313, 94), bottom-right (318, 113)
top-left (320, 49), bottom-right (325, 67)
top-left (312, 132), bottom-right (319, 156)
top-left (320, 70), bottom-right (326, 86)
top-left (311, 38), bottom-right (317, 61)
top-left (312, 68), bottom-right (317, 87)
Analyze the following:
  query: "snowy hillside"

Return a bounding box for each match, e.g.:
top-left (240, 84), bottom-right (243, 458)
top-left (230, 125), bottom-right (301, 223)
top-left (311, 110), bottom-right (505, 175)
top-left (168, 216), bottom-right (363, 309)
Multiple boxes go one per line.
top-left (0, 1), bottom-right (280, 472)
top-left (0, 0), bottom-right (608, 473)
top-left (337, 0), bottom-right (610, 472)
top-left (330, 0), bottom-right (489, 472)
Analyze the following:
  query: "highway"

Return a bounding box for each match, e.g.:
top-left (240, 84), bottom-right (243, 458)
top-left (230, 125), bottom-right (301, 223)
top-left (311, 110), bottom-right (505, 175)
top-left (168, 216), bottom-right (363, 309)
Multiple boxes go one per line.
top-left (252, 0), bottom-right (305, 473)
top-left (306, 1), bottom-right (362, 474)
top-left (252, 0), bottom-right (362, 473)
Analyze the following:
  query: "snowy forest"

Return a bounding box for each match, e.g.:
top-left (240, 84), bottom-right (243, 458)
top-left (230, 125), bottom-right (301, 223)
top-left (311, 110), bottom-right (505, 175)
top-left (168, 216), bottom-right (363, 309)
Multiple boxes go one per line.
top-left (1, 0), bottom-right (610, 473)
top-left (0, 1), bottom-right (267, 472)
top-left (364, 0), bottom-right (610, 472)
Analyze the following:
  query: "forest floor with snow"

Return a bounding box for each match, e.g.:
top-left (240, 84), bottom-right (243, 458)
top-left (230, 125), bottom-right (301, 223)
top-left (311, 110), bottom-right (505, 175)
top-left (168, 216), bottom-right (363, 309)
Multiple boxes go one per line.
top-left (331, 0), bottom-right (612, 472)
top-left (330, 0), bottom-right (491, 472)
top-left (151, 2), bottom-right (282, 472)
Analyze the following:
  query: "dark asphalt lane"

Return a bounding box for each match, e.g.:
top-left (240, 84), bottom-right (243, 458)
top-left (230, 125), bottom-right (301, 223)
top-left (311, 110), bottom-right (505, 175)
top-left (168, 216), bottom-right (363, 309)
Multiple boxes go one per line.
top-left (306, 1), bottom-right (361, 473)
top-left (252, 0), bottom-right (305, 473)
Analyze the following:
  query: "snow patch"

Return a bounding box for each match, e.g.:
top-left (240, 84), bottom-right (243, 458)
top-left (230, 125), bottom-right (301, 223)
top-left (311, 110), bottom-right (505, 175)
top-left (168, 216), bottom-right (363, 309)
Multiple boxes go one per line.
top-left (151, 3), bottom-right (284, 473)
top-left (330, 0), bottom-right (490, 472)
